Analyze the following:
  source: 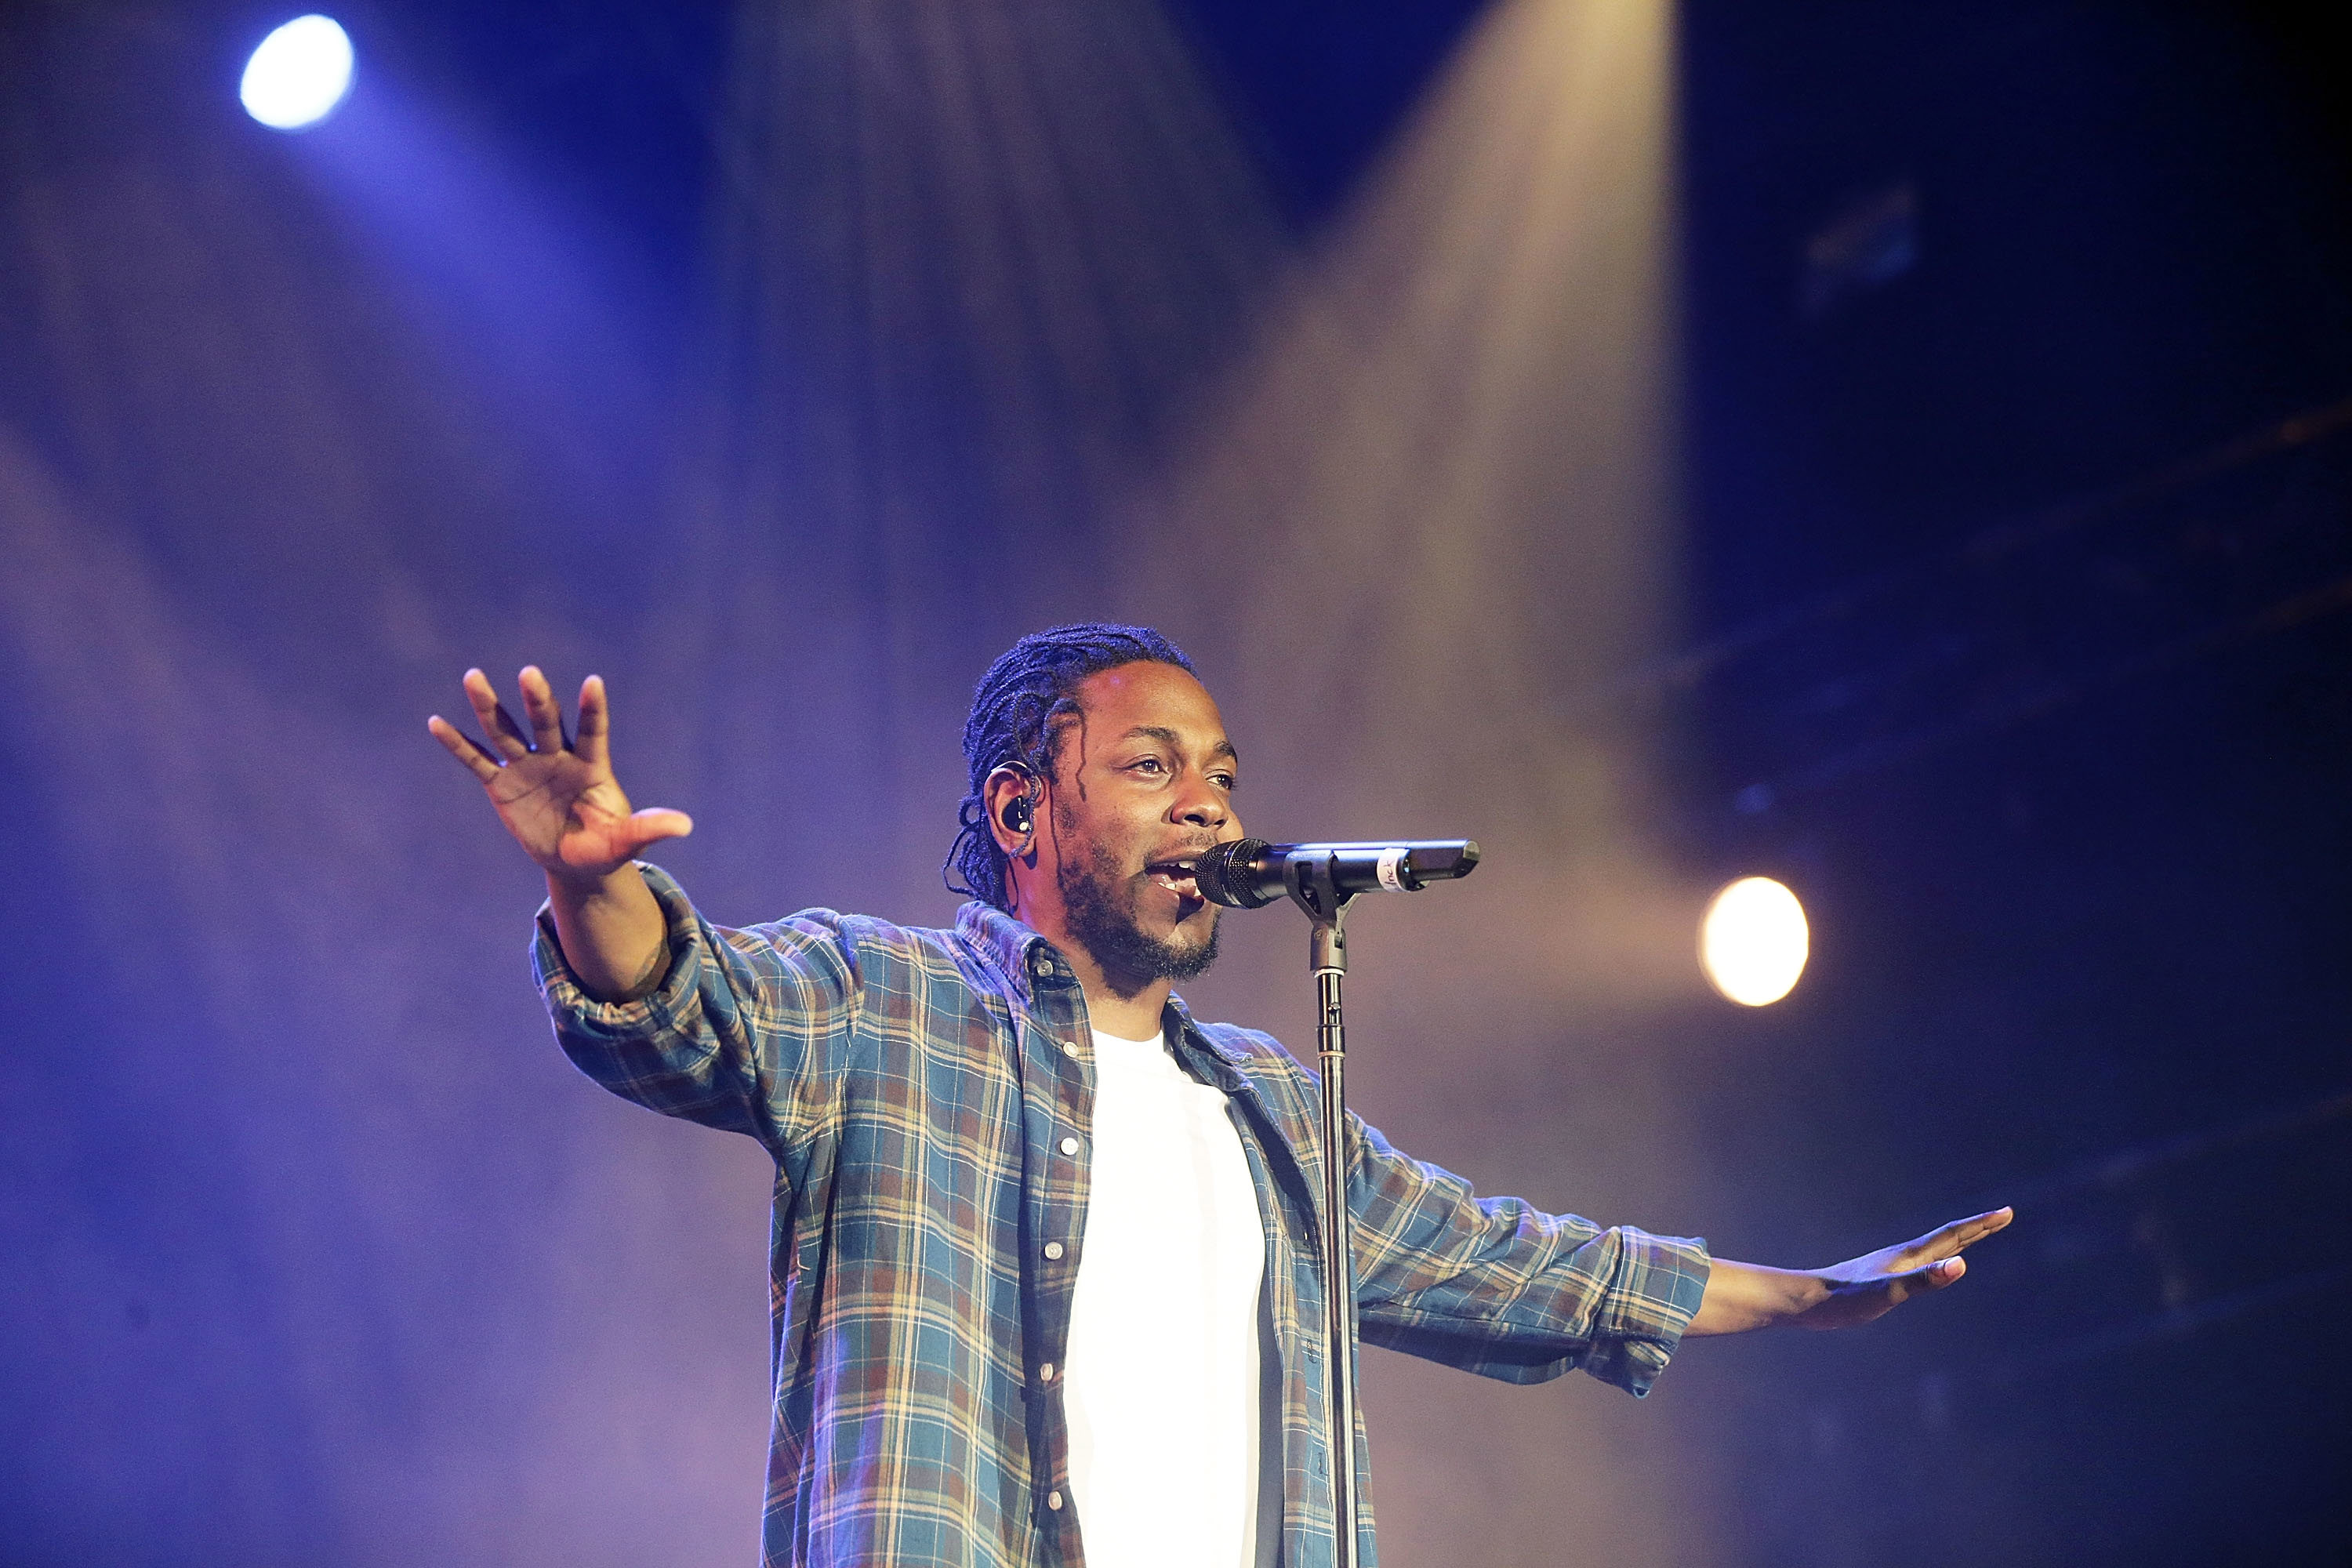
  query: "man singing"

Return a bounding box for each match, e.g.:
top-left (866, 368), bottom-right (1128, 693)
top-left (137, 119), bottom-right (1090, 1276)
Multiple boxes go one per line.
top-left (428, 622), bottom-right (2010, 1568)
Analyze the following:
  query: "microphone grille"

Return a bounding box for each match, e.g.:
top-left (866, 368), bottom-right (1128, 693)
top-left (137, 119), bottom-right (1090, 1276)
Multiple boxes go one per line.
top-left (1195, 837), bottom-right (1274, 908)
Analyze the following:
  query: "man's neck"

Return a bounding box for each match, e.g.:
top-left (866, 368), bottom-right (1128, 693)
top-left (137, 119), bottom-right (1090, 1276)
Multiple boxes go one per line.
top-left (1015, 913), bottom-right (1171, 1037)
top-left (1074, 972), bottom-right (1171, 1040)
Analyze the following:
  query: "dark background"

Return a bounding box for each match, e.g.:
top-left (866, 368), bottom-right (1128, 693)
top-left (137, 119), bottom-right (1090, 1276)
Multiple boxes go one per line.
top-left (2, 2), bottom-right (2346, 1564)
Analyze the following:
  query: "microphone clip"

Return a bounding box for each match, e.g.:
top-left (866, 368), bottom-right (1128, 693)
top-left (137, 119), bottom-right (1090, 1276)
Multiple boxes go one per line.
top-left (1286, 850), bottom-right (1352, 927)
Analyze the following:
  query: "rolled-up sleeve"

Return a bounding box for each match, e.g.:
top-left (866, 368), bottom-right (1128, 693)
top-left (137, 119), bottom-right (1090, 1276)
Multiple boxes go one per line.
top-left (1346, 1118), bottom-right (1711, 1397)
top-left (532, 863), bottom-right (866, 1154)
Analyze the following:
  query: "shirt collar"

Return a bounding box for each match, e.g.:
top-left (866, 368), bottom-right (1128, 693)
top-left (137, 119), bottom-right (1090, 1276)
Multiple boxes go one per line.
top-left (954, 899), bottom-right (1058, 1002)
top-left (1160, 989), bottom-right (1246, 1065)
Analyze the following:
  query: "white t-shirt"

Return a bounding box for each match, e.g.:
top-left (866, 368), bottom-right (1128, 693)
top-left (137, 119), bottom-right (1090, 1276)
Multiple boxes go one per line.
top-left (1062, 1027), bottom-right (1277, 1568)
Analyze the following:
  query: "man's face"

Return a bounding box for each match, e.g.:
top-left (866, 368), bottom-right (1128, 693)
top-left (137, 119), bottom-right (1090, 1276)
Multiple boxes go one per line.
top-left (1040, 661), bottom-right (1243, 994)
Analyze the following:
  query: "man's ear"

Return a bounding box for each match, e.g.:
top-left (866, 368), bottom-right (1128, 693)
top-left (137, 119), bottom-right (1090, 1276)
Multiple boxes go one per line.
top-left (982, 764), bottom-right (1040, 856)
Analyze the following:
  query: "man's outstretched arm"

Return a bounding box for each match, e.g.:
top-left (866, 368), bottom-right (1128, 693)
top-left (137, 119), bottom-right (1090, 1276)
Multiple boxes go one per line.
top-left (1687, 1206), bottom-right (2015, 1335)
top-left (428, 666), bottom-right (691, 1001)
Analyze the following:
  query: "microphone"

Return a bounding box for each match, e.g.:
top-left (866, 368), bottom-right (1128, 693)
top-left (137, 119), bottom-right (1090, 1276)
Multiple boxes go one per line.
top-left (1193, 838), bottom-right (1481, 909)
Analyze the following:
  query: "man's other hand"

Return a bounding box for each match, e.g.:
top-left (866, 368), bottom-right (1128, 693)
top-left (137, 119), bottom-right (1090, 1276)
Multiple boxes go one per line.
top-left (1689, 1207), bottom-right (2015, 1336)
top-left (1789, 1206), bottom-right (2015, 1330)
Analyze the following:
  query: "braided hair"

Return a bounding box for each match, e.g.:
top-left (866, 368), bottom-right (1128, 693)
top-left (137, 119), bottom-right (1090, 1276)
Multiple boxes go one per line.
top-left (946, 622), bottom-right (1197, 909)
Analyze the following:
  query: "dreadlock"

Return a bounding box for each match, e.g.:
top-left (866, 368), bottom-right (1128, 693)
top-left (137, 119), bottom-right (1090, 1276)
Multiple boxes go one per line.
top-left (946, 622), bottom-right (1197, 909)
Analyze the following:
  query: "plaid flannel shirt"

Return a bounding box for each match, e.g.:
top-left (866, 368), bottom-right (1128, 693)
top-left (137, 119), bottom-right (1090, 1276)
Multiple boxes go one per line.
top-left (536, 864), bottom-right (1710, 1568)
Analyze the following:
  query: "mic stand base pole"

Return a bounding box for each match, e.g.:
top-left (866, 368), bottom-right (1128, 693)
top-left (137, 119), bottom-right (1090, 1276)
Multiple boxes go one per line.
top-left (1286, 853), bottom-right (1361, 1568)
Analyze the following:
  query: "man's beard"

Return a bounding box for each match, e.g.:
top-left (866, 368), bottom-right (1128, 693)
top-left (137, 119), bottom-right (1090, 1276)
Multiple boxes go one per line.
top-left (1058, 837), bottom-right (1221, 996)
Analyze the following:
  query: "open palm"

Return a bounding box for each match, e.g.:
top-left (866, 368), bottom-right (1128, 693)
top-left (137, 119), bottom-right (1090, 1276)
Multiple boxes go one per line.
top-left (428, 666), bottom-right (691, 880)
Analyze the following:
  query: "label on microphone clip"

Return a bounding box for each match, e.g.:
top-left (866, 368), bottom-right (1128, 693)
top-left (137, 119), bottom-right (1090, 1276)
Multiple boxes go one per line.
top-left (1376, 846), bottom-right (1409, 893)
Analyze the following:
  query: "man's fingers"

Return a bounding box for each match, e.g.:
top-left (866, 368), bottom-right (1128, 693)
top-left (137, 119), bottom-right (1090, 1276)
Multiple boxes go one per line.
top-left (1947, 1206), bottom-right (2013, 1252)
top-left (1906, 1206), bottom-right (2015, 1265)
top-left (575, 674), bottom-right (612, 770)
top-left (463, 668), bottom-right (535, 760)
top-left (621, 808), bottom-right (694, 851)
top-left (517, 666), bottom-right (570, 754)
top-left (427, 714), bottom-right (503, 783)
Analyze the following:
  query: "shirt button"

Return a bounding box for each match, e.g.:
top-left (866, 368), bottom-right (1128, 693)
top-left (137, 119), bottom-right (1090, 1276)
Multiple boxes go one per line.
top-left (1043, 1241), bottom-right (1065, 1261)
top-left (1039, 1362), bottom-right (1056, 1382)
top-left (1062, 1040), bottom-right (1080, 1057)
top-left (1047, 1490), bottom-right (1065, 1512)
top-left (1058, 1136), bottom-right (1079, 1156)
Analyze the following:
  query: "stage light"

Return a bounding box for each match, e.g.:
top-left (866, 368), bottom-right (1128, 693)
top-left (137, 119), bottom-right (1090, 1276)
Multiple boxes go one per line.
top-left (240, 16), bottom-right (354, 130)
top-left (1700, 877), bottom-right (1809, 1006)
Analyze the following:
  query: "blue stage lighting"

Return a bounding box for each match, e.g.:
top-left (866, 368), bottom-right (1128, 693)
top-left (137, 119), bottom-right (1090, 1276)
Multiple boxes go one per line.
top-left (240, 16), bottom-right (354, 130)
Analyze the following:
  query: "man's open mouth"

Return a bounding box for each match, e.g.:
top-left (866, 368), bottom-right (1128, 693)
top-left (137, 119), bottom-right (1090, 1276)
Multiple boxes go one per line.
top-left (1145, 858), bottom-right (1201, 898)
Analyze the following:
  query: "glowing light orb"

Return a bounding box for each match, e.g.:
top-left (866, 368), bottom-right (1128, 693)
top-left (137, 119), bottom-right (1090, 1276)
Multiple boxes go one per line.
top-left (240, 16), bottom-right (354, 130)
top-left (1700, 877), bottom-right (1809, 1006)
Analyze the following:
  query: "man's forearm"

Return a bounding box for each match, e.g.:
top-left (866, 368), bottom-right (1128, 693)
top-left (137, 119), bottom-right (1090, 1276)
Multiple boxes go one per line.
top-left (1686, 1257), bottom-right (1831, 1336)
top-left (546, 862), bottom-right (671, 1002)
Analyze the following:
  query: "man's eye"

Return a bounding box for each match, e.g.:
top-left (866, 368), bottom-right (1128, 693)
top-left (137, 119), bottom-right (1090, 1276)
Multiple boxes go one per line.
top-left (1211, 774), bottom-right (1238, 791)
top-left (1132, 757), bottom-right (1166, 775)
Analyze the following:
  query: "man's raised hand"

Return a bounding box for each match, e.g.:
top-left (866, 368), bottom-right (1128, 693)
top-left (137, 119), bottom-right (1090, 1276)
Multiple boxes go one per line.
top-left (428, 667), bottom-right (692, 884)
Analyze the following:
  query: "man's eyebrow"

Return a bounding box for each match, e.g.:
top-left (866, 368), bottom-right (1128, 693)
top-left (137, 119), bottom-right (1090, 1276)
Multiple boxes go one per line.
top-left (1119, 725), bottom-right (1240, 766)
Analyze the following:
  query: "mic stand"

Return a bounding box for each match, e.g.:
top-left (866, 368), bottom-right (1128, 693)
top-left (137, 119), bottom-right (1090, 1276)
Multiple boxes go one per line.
top-left (1282, 851), bottom-right (1363, 1568)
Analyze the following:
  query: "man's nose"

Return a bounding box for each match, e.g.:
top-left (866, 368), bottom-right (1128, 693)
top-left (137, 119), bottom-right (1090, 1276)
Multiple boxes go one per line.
top-left (1174, 780), bottom-right (1229, 829)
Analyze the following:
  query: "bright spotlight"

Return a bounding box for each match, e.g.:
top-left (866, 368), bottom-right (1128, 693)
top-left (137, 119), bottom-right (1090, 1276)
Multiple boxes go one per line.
top-left (241, 16), bottom-right (354, 131)
top-left (1700, 877), bottom-right (1809, 1007)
